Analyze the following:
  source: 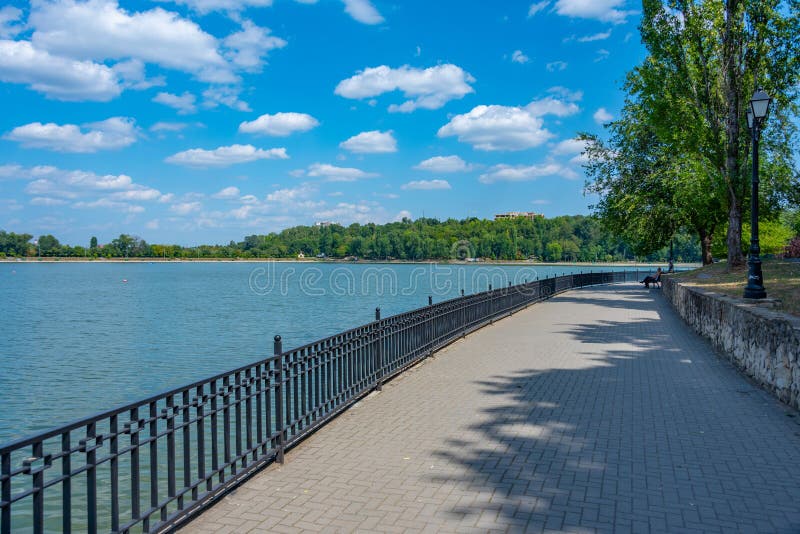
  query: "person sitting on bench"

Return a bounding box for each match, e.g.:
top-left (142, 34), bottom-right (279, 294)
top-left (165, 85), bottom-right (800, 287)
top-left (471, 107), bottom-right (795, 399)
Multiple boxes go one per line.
top-left (640, 267), bottom-right (662, 288)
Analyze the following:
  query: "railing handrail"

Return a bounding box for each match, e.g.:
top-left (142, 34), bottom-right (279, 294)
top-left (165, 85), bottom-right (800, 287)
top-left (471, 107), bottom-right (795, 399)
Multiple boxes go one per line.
top-left (0, 275), bottom-right (551, 453)
top-left (0, 269), bottom-right (639, 533)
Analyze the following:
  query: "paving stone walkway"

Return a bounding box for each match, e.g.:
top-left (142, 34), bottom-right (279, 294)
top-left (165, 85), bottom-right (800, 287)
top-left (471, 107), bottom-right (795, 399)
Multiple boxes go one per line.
top-left (184, 284), bottom-right (800, 533)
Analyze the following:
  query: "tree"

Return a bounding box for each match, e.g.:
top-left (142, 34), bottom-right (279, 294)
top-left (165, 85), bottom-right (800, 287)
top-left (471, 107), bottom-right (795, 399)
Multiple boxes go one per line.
top-left (37, 235), bottom-right (60, 256)
top-left (545, 242), bottom-right (563, 262)
top-left (90, 236), bottom-right (98, 250)
top-left (586, 0), bottom-right (799, 266)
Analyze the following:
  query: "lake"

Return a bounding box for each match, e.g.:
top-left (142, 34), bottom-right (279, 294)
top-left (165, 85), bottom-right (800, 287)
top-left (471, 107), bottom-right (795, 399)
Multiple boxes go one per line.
top-left (0, 261), bottom-right (647, 444)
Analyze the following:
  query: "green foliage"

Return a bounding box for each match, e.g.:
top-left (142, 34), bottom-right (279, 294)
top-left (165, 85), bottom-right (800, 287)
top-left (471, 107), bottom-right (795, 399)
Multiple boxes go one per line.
top-left (782, 209), bottom-right (800, 236)
top-left (712, 215), bottom-right (796, 257)
top-left (0, 231), bottom-right (33, 256)
top-left (37, 235), bottom-right (60, 256)
top-left (586, 0), bottom-right (800, 266)
top-left (545, 242), bottom-right (563, 262)
top-left (0, 218), bottom-right (704, 262)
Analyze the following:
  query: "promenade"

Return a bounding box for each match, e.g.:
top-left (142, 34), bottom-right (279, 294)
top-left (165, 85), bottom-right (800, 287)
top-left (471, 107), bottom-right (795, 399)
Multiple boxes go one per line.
top-left (184, 284), bottom-right (800, 533)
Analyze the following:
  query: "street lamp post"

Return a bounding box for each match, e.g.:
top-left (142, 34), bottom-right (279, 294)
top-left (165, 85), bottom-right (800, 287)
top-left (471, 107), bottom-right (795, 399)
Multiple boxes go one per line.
top-left (743, 89), bottom-right (771, 299)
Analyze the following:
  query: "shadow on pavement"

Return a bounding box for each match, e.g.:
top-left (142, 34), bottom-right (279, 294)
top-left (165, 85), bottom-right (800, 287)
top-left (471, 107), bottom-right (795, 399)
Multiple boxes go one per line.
top-left (429, 289), bottom-right (800, 533)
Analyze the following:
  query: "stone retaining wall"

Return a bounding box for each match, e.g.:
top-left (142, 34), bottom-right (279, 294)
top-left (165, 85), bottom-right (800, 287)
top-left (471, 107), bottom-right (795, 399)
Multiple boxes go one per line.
top-left (662, 277), bottom-right (800, 410)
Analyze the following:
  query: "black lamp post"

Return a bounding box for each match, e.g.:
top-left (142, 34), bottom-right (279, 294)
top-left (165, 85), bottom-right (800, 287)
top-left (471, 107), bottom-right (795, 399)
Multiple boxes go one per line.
top-left (743, 89), bottom-right (771, 299)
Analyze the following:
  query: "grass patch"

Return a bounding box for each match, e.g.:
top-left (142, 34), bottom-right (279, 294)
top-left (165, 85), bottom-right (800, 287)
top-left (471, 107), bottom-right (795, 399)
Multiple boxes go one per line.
top-left (671, 258), bottom-right (800, 317)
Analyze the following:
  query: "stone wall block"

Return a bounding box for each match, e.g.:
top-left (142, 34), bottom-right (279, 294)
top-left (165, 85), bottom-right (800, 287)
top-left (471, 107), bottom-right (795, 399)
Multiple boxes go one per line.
top-left (662, 277), bottom-right (800, 411)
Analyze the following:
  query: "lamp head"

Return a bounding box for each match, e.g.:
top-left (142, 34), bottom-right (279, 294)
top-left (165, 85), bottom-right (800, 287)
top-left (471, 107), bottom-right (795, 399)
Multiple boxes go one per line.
top-left (750, 89), bottom-right (772, 120)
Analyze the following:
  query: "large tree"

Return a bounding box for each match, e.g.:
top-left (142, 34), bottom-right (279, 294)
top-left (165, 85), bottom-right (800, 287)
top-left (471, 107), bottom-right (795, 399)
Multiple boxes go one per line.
top-left (586, 0), bottom-right (800, 266)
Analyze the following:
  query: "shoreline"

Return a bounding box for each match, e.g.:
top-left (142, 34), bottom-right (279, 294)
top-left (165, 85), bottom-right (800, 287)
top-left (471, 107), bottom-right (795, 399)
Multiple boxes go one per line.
top-left (0, 257), bottom-right (700, 268)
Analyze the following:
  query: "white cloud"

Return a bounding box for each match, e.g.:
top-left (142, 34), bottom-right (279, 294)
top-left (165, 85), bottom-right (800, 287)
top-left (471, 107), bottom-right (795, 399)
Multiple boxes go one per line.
top-left (528, 1), bottom-right (550, 17)
top-left (223, 21), bottom-right (286, 72)
top-left (305, 163), bottom-right (377, 182)
top-left (335, 64), bottom-right (475, 112)
top-left (0, 6), bottom-right (23, 38)
top-left (153, 92), bottom-right (197, 114)
top-left (73, 198), bottom-right (144, 213)
top-left (202, 86), bottom-right (251, 112)
top-left (437, 96), bottom-right (580, 151)
top-left (2, 3), bottom-right (289, 102)
top-left (6, 117), bottom-right (138, 152)
top-left (166, 144), bottom-right (288, 167)
top-left (150, 121), bottom-right (190, 132)
top-left (22, 166), bottom-right (136, 198)
top-left (0, 164), bottom-right (23, 179)
top-left (578, 30), bottom-right (611, 42)
top-left (2, 1), bottom-right (288, 104)
top-left (547, 86), bottom-right (583, 101)
top-left (29, 0), bottom-right (236, 84)
top-left (108, 188), bottom-right (165, 201)
top-left (511, 50), bottom-right (529, 64)
top-left (546, 61), bottom-right (568, 72)
top-left (0, 40), bottom-right (121, 101)
top-left (342, 0), bottom-right (384, 24)
top-left (239, 112), bottom-right (319, 136)
top-left (30, 197), bottom-right (68, 206)
top-left (551, 137), bottom-right (590, 164)
top-left (146, 219), bottom-right (159, 229)
top-left (212, 186), bottom-right (241, 199)
top-left (551, 137), bottom-right (587, 156)
top-left (160, 0), bottom-right (272, 14)
top-left (531, 199), bottom-right (551, 205)
top-left (554, 0), bottom-right (634, 24)
top-left (526, 96), bottom-right (581, 117)
top-left (16, 164), bottom-right (170, 212)
top-left (479, 163), bottom-right (578, 183)
top-left (313, 201), bottom-right (388, 224)
top-left (266, 183), bottom-right (316, 202)
top-left (171, 201), bottom-right (202, 215)
top-left (339, 130), bottom-right (397, 153)
top-left (593, 107), bottom-right (613, 124)
top-left (414, 155), bottom-right (473, 173)
top-left (112, 59), bottom-right (164, 90)
top-left (595, 49), bottom-right (610, 62)
top-left (393, 210), bottom-right (412, 222)
top-left (401, 179), bottom-right (451, 191)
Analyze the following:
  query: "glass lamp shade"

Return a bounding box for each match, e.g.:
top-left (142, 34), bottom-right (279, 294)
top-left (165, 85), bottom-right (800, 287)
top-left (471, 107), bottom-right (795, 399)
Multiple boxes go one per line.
top-left (750, 89), bottom-right (772, 120)
top-left (746, 109), bottom-right (754, 129)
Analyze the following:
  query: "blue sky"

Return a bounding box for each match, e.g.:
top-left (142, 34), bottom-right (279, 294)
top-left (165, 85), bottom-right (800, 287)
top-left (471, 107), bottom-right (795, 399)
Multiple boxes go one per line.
top-left (0, 0), bottom-right (644, 245)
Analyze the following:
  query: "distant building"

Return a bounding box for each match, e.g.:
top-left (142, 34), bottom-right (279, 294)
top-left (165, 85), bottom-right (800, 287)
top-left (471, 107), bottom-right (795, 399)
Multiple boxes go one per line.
top-left (314, 221), bottom-right (336, 228)
top-left (494, 211), bottom-right (544, 221)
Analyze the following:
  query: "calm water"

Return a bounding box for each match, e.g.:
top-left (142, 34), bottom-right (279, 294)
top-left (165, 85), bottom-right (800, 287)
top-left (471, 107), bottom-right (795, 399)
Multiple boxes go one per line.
top-left (0, 261), bottom-right (644, 444)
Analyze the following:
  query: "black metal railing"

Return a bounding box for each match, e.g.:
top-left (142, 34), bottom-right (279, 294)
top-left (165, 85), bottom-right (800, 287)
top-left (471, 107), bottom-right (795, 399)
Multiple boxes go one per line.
top-left (0, 270), bottom-right (639, 533)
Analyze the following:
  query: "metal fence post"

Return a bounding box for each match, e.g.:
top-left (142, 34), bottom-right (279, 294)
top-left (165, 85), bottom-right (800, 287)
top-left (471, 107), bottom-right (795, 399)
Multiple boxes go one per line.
top-left (488, 284), bottom-right (494, 324)
top-left (375, 308), bottom-right (383, 391)
top-left (274, 335), bottom-right (285, 464)
top-left (428, 295), bottom-right (432, 306)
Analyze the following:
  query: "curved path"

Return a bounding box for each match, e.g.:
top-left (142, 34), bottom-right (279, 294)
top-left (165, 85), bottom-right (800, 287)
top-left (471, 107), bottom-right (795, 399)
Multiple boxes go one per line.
top-left (184, 284), bottom-right (800, 533)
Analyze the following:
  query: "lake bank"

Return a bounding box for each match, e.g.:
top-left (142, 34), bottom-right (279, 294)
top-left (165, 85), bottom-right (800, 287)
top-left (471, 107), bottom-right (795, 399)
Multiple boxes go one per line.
top-left (0, 256), bottom-right (700, 268)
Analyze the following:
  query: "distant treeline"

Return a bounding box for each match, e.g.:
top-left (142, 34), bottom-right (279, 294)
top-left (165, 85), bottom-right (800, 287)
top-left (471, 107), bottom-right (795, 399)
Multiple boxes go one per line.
top-left (0, 216), bottom-right (703, 262)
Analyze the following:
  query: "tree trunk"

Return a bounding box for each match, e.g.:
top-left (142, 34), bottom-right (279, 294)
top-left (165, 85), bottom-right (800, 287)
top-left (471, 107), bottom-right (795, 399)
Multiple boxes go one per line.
top-left (699, 229), bottom-right (714, 265)
top-left (724, 0), bottom-right (745, 268)
top-left (726, 197), bottom-right (744, 264)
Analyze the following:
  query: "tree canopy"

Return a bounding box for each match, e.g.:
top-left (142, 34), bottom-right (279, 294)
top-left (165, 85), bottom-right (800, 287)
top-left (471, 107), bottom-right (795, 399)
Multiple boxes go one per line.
top-left (584, 0), bottom-right (800, 265)
top-left (0, 217), bottom-right (705, 263)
